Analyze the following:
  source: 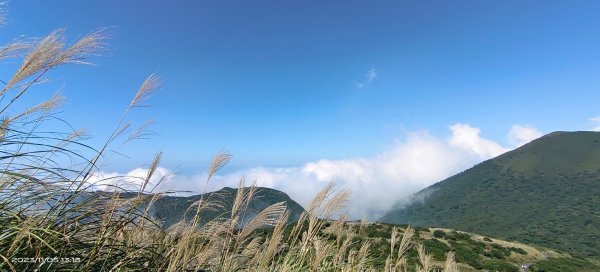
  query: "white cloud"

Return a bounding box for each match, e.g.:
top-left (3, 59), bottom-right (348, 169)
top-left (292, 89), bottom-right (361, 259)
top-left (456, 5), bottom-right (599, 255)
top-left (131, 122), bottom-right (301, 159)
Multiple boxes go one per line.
top-left (448, 123), bottom-right (508, 158)
top-left (354, 68), bottom-right (377, 88)
top-left (507, 125), bottom-right (543, 147)
top-left (85, 167), bottom-right (175, 191)
top-left (90, 123), bottom-right (541, 220)
top-left (589, 115), bottom-right (600, 131)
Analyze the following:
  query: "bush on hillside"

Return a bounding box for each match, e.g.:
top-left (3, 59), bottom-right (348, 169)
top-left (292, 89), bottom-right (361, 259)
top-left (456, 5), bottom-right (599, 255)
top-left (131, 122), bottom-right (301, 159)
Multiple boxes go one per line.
top-left (433, 229), bottom-right (446, 238)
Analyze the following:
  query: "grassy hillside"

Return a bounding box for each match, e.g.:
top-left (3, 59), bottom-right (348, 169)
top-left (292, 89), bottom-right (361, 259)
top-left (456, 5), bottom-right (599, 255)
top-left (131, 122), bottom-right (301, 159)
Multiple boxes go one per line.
top-left (151, 186), bottom-right (305, 227)
top-left (381, 131), bottom-right (600, 259)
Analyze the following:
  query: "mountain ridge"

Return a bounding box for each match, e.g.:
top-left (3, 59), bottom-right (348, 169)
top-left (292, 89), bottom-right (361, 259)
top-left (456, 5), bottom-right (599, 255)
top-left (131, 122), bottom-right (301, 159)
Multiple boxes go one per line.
top-left (381, 131), bottom-right (600, 258)
top-left (152, 186), bottom-right (306, 227)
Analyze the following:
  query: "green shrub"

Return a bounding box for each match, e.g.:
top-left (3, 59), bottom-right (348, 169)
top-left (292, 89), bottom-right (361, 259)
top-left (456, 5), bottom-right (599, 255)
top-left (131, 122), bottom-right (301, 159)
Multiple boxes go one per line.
top-left (454, 245), bottom-right (482, 268)
top-left (485, 249), bottom-right (507, 259)
top-left (365, 224), bottom-right (390, 239)
top-left (509, 246), bottom-right (527, 255)
top-left (433, 229), bottom-right (446, 238)
top-left (423, 238), bottom-right (450, 261)
top-left (482, 260), bottom-right (519, 272)
top-left (471, 241), bottom-right (486, 254)
top-left (447, 231), bottom-right (471, 241)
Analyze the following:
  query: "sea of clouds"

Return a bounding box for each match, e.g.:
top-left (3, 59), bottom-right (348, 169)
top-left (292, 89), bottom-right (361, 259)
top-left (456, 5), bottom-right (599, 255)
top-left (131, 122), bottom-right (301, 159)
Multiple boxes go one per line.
top-left (87, 123), bottom-right (542, 220)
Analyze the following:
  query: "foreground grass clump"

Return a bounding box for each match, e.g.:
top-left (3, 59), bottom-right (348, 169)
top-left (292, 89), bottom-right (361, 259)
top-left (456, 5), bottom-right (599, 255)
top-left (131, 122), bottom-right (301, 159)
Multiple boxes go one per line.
top-left (0, 18), bottom-right (460, 271)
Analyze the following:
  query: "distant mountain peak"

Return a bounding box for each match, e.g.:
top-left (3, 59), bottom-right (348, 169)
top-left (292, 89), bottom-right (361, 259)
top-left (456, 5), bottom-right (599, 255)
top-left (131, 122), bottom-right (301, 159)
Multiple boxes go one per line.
top-left (152, 186), bottom-right (305, 228)
top-left (381, 130), bottom-right (600, 258)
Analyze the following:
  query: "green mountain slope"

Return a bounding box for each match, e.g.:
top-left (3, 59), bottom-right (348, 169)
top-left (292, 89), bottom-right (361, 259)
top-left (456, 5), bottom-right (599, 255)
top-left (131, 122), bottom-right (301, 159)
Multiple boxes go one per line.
top-left (380, 131), bottom-right (600, 258)
top-left (152, 187), bottom-right (305, 227)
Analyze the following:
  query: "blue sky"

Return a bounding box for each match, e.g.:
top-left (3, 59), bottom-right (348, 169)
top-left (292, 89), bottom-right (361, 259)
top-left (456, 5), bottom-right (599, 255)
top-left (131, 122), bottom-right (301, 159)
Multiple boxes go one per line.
top-left (3, 1), bottom-right (600, 215)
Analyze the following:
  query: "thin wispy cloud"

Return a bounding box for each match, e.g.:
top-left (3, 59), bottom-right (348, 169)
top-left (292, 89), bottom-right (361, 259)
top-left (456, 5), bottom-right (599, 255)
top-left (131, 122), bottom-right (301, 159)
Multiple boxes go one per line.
top-left (354, 68), bottom-right (377, 88)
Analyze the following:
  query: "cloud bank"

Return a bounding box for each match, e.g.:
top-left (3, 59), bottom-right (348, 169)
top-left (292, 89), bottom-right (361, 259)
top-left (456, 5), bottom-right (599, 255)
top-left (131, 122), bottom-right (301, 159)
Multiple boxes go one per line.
top-left (88, 123), bottom-right (542, 220)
